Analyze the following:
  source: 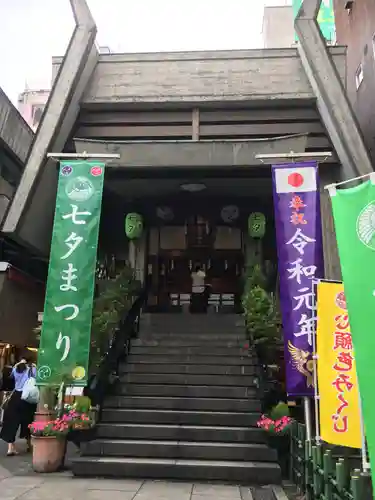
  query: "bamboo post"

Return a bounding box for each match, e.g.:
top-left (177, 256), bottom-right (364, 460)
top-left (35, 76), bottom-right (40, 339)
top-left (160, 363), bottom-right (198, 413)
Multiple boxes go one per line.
top-left (351, 474), bottom-right (363, 500)
top-left (305, 440), bottom-right (311, 498)
top-left (312, 446), bottom-right (319, 496)
top-left (336, 458), bottom-right (349, 494)
top-left (323, 450), bottom-right (333, 500)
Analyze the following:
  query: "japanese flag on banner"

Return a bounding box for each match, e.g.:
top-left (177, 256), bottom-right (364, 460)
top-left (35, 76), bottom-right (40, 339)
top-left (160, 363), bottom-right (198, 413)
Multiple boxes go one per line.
top-left (274, 166), bottom-right (317, 194)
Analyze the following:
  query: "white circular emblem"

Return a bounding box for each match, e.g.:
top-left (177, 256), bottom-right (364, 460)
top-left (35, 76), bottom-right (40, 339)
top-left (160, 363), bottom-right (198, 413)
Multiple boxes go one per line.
top-left (37, 365), bottom-right (51, 380)
top-left (356, 201), bottom-right (375, 250)
top-left (156, 206), bottom-right (174, 221)
top-left (65, 176), bottom-right (94, 202)
top-left (221, 205), bottom-right (239, 223)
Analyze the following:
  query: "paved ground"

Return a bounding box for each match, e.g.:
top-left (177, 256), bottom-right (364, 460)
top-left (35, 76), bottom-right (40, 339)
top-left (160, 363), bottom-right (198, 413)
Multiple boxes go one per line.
top-left (0, 440), bottom-right (294, 500)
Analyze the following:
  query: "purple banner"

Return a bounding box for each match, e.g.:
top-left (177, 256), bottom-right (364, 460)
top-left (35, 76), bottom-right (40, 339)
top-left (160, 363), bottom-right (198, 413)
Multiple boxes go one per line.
top-left (272, 162), bottom-right (324, 397)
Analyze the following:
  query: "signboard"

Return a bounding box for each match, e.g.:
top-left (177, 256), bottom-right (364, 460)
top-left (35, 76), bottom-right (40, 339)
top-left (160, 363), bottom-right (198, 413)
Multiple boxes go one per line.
top-left (272, 162), bottom-right (323, 396)
top-left (36, 161), bottom-right (105, 386)
top-left (330, 178), bottom-right (375, 482)
top-left (293, 0), bottom-right (336, 44)
top-left (316, 281), bottom-right (361, 448)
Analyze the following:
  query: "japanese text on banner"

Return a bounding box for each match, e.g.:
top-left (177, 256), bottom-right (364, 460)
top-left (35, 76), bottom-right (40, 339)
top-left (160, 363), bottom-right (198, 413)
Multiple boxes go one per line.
top-left (316, 281), bottom-right (361, 448)
top-left (37, 161), bottom-right (105, 387)
top-left (272, 162), bottom-right (323, 397)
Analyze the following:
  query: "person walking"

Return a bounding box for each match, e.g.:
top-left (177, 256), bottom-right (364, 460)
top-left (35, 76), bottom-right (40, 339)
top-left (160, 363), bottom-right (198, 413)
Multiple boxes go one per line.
top-left (0, 359), bottom-right (37, 456)
top-left (190, 264), bottom-right (207, 313)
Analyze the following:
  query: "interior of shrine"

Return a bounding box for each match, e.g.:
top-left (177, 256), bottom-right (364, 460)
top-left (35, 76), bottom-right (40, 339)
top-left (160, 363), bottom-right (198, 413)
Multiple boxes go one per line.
top-left (97, 167), bottom-right (277, 313)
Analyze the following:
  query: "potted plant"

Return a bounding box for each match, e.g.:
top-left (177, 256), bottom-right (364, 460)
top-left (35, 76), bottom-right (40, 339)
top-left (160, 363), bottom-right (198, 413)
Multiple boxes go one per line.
top-left (242, 264), bottom-right (282, 365)
top-left (90, 266), bottom-right (139, 370)
top-left (257, 402), bottom-right (294, 477)
top-left (29, 417), bottom-right (70, 473)
top-left (65, 407), bottom-right (96, 446)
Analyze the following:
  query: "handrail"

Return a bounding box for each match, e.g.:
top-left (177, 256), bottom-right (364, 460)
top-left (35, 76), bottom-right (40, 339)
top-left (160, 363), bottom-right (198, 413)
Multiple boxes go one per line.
top-left (86, 287), bottom-right (147, 407)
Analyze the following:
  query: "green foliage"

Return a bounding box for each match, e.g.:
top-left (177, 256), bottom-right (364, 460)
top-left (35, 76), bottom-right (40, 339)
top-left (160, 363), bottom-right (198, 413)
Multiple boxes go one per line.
top-left (73, 396), bottom-right (92, 413)
top-left (90, 267), bottom-right (139, 368)
top-left (270, 402), bottom-right (290, 420)
top-left (242, 264), bottom-right (281, 345)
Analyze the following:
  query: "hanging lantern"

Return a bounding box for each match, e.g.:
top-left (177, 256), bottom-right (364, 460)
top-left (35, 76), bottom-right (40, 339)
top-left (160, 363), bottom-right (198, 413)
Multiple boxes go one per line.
top-left (125, 213), bottom-right (143, 240)
top-left (248, 212), bottom-right (266, 239)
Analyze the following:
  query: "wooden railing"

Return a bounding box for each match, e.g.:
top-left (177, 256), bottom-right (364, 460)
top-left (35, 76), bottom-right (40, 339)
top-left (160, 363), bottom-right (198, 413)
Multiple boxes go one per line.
top-left (290, 423), bottom-right (373, 499)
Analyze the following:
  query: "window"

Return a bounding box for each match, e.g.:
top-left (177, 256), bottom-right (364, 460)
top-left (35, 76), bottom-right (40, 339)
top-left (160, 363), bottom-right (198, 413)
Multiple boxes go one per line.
top-left (355, 63), bottom-right (364, 89)
top-left (31, 104), bottom-right (44, 129)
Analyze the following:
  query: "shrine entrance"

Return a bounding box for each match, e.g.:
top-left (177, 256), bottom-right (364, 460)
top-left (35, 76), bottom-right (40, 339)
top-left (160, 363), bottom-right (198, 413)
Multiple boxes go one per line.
top-left (147, 211), bottom-right (244, 312)
top-left (97, 171), bottom-right (277, 314)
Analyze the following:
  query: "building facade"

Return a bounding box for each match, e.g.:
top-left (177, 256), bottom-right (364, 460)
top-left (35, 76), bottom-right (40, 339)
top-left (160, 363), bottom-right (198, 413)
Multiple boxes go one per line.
top-left (333, 0), bottom-right (375, 162)
top-left (0, 0), bottom-right (373, 482)
top-left (0, 87), bottom-right (45, 350)
top-left (263, 5), bottom-right (294, 48)
top-left (18, 88), bottom-right (50, 131)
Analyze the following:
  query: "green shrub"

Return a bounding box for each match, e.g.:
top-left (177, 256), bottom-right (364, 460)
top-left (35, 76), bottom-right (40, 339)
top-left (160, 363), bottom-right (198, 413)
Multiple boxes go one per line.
top-left (90, 266), bottom-right (139, 369)
top-left (270, 402), bottom-right (290, 420)
top-left (242, 264), bottom-right (281, 345)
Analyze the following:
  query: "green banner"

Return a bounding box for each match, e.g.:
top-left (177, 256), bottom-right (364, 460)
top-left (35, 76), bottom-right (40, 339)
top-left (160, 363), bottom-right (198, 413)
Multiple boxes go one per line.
top-left (293, 0), bottom-right (335, 43)
top-left (330, 179), bottom-right (375, 491)
top-left (37, 161), bottom-right (105, 386)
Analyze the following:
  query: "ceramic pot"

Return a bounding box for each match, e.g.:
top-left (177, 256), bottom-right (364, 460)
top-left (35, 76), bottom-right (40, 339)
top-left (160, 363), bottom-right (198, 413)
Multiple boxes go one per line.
top-left (31, 436), bottom-right (66, 473)
top-left (34, 411), bottom-right (56, 423)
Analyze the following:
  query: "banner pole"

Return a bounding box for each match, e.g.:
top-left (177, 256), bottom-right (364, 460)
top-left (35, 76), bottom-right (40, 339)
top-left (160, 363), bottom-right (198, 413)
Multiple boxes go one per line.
top-left (312, 279), bottom-right (321, 444)
top-left (303, 396), bottom-right (313, 443)
top-left (324, 172), bottom-right (375, 190)
top-left (358, 390), bottom-right (371, 472)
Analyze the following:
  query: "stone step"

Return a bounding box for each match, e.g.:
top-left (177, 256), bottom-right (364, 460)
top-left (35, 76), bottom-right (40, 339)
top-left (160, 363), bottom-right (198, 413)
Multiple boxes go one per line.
top-left (122, 363), bottom-right (258, 376)
top-left (140, 333), bottom-right (247, 341)
top-left (115, 383), bottom-right (258, 399)
top-left (131, 346), bottom-right (250, 356)
top-left (119, 373), bottom-right (257, 387)
top-left (132, 339), bottom-right (247, 348)
top-left (82, 439), bottom-right (277, 462)
top-left (142, 313), bottom-right (242, 324)
top-left (72, 456), bottom-right (281, 484)
top-left (101, 408), bottom-right (260, 427)
top-left (96, 423), bottom-right (266, 443)
top-left (127, 354), bottom-right (257, 366)
top-left (140, 328), bottom-right (245, 336)
top-left (105, 396), bottom-right (261, 412)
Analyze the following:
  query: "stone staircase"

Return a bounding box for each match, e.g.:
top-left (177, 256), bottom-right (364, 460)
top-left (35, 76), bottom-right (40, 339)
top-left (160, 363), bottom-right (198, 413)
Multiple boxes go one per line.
top-left (72, 313), bottom-right (281, 484)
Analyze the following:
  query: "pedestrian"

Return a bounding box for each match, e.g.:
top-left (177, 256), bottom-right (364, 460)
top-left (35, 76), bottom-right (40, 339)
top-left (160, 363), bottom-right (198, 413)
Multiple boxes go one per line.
top-left (190, 264), bottom-right (207, 313)
top-left (0, 359), bottom-right (37, 456)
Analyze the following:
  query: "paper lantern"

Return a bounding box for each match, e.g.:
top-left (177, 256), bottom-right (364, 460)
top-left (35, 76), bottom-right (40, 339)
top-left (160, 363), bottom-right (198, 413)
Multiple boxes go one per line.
top-left (248, 212), bottom-right (266, 239)
top-left (125, 213), bottom-right (143, 240)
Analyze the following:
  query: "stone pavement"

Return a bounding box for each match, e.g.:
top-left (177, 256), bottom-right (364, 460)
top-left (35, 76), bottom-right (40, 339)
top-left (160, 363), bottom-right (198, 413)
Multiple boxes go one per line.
top-left (0, 440), bottom-right (294, 500)
top-left (0, 475), bottom-right (289, 500)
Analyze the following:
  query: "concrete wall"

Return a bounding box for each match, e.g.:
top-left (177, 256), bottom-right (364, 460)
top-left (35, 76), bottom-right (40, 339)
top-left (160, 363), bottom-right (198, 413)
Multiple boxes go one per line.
top-left (334, 0), bottom-right (375, 162)
top-left (263, 6), bottom-right (294, 48)
top-left (0, 177), bottom-right (13, 224)
top-left (0, 88), bottom-right (33, 164)
top-left (53, 47), bottom-right (346, 105)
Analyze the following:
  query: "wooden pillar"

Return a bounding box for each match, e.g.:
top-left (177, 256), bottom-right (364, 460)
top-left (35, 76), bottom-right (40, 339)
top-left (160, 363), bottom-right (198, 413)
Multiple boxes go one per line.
top-left (192, 108), bottom-right (200, 141)
top-left (319, 168), bottom-right (342, 280)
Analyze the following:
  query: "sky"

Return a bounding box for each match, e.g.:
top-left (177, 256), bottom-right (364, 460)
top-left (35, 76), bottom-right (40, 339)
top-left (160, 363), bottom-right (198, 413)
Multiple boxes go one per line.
top-left (0, 0), bottom-right (291, 105)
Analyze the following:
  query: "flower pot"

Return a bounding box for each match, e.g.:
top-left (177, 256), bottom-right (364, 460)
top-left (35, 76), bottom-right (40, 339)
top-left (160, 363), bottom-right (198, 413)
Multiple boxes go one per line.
top-left (34, 411), bottom-right (56, 423)
top-left (31, 436), bottom-right (66, 473)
